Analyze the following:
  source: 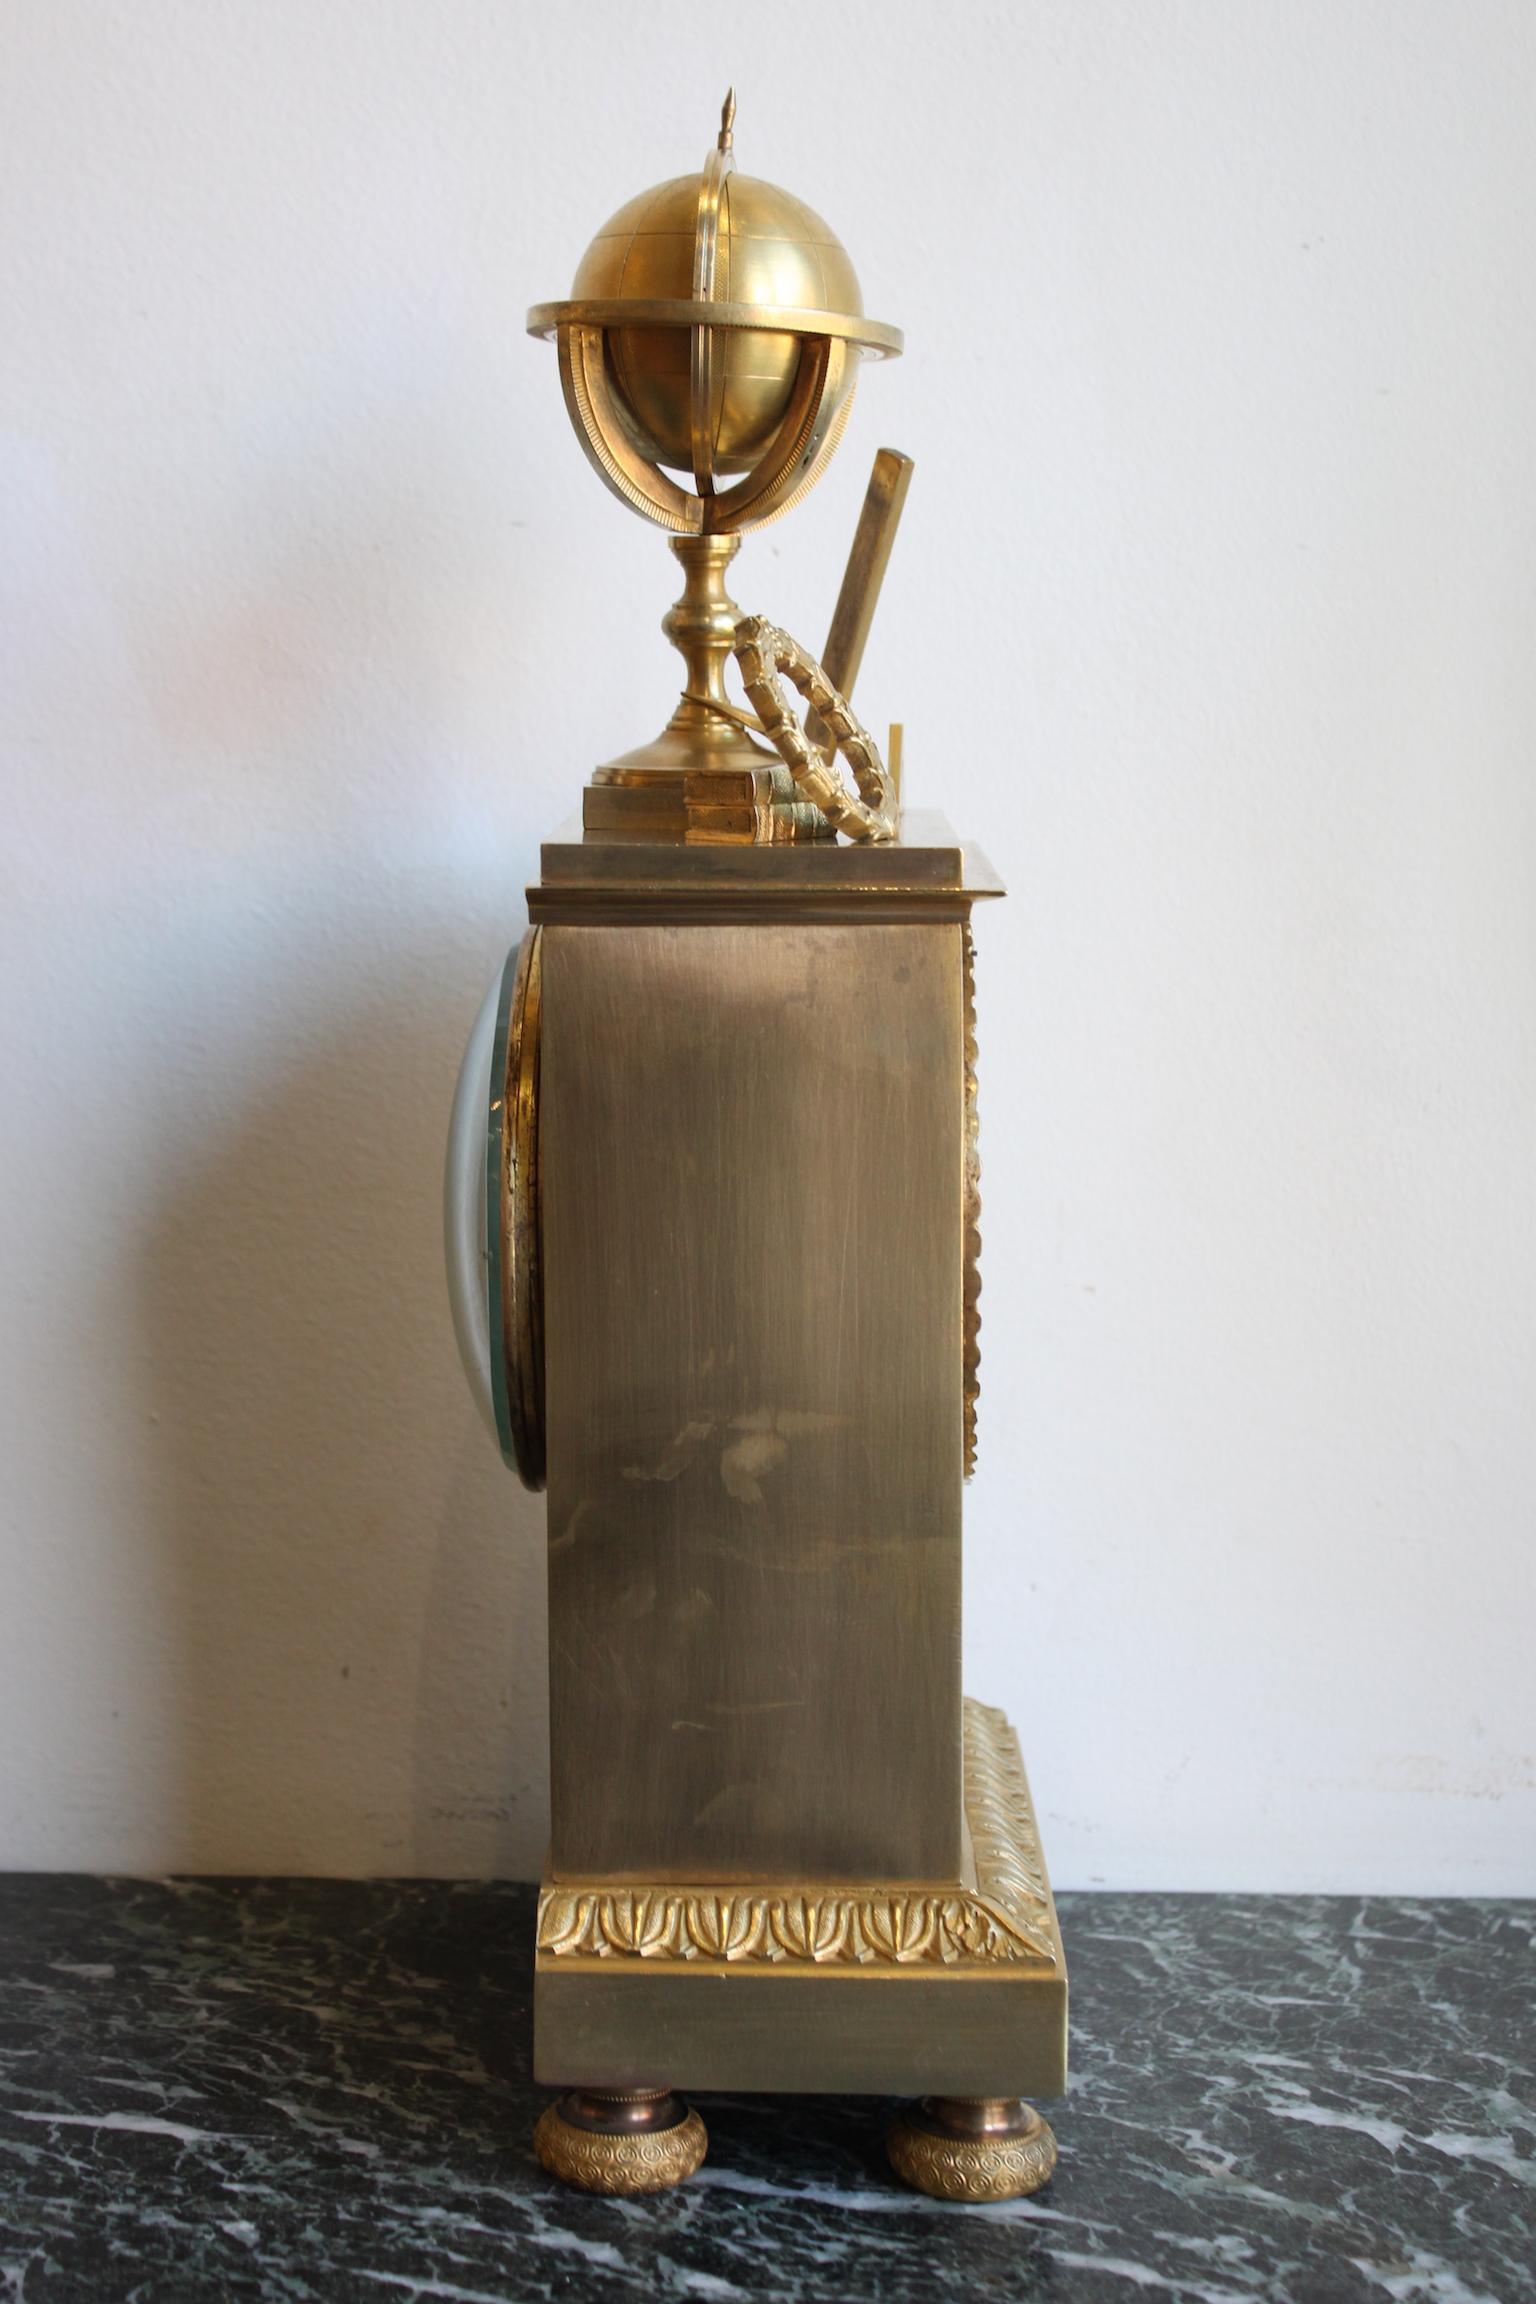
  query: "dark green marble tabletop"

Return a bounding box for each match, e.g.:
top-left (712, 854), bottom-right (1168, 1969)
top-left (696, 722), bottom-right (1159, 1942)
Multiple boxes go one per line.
top-left (0, 1881), bottom-right (1529, 2302)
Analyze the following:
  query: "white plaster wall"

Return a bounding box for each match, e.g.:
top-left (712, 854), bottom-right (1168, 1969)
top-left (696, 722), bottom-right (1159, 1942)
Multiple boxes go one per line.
top-left (2, 0), bottom-right (1532, 1891)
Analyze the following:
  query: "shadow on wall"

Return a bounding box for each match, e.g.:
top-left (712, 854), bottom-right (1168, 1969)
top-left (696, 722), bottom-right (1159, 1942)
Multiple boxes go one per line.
top-left (135, 910), bottom-right (550, 1880)
top-left (107, 367), bottom-right (567, 1880)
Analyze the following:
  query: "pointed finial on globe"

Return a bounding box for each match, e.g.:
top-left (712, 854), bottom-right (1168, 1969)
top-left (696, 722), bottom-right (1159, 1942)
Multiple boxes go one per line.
top-left (527, 98), bottom-right (901, 534)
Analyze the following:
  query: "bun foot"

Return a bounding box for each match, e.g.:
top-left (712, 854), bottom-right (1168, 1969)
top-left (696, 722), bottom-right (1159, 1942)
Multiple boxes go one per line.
top-left (533, 2087), bottom-right (707, 2195)
top-left (887, 2095), bottom-right (1057, 2202)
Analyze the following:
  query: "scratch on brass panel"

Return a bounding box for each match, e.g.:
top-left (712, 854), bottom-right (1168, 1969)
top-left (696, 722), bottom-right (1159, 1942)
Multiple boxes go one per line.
top-left (622, 1420), bottom-right (714, 1483)
top-left (720, 1406), bottom-right (848, 1502)
top-left (720, 1428), bottom-right (787, 1503)
top-left (547, 1498), bottom-right (598, 1556)
top-left (705, 1699), bottom-right (807, 1716)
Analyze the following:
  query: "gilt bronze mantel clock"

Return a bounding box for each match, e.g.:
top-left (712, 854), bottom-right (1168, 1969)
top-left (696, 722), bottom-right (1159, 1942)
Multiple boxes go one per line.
top-left (445, 96), bottom-right (1067, 2203)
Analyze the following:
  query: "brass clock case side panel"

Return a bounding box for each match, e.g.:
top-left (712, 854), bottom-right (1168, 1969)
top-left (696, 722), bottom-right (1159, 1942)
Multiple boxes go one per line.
top-left (488, 927), bottom-right (545, 1489)
top-left (539, 920), bottom-right (966, 1887)
top-left (963, 921), bottom-right (981, 1478)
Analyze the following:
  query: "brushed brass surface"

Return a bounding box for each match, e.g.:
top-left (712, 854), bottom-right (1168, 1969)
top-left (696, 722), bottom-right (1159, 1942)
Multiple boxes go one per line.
top-left (535, 1963), bottom-right (1069, 2099)
top-left (540, 920), bottom-right (964, 1887)
top-left (887, 2100), bottom-right (1058, 2202)
top-left (535, 1965), bottom-right (1069, 2100)
top-left (533, 1703), bottom-right (1068, 2098)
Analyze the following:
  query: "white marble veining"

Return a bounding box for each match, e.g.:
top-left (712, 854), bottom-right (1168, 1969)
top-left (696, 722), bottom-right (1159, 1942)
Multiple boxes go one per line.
top-left (0, 1884), bottom-right (1530, 2301)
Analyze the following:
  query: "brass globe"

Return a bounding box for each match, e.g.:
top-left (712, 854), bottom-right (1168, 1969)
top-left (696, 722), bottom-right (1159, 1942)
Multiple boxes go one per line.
top-left (570, 171), bottom-right (864, 477)
top-left (528, 96), bottom-right (899, 535)
top-left (524, 98), bottom-right (902, 811)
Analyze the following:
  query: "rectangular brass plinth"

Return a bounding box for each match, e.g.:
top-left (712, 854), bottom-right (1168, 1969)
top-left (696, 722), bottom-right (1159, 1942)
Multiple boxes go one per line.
top-left (533, 807), bottom-right (1005, 924)
top-left (533, 1701), bottom-right (1068, 2099)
